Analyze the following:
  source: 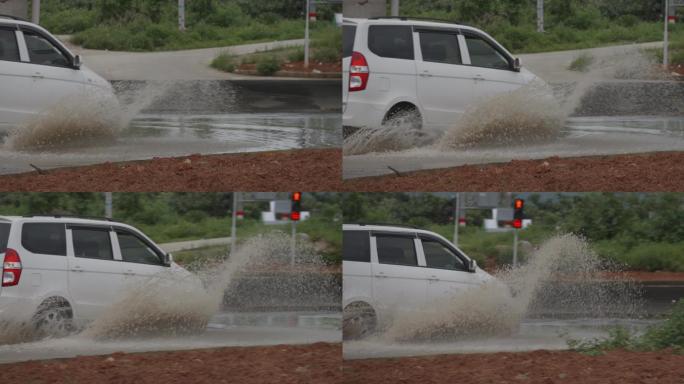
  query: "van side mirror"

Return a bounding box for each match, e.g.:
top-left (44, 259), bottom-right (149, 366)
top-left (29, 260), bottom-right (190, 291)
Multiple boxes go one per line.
top-left (72, 55), bottom-right (82, 69)
top-left (468, 259), bottom-right (477, 273)
top-left (512, 57), bottom-right (521, 72)
top-left (163, 253), bottom-right (173, 266)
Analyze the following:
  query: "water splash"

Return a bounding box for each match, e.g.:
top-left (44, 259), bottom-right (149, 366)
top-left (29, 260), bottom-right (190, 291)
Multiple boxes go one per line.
top-left (439, 82), bottom-right (564, 150)
top-left (383, 234), bottom-right (642, 342)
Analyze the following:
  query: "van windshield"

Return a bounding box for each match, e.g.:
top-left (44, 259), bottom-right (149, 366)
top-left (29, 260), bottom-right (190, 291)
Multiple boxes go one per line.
top-left (0, 223), bottom-right (9, 253)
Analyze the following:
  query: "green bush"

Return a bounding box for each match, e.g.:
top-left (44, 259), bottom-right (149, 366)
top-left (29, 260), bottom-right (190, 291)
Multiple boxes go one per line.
top-left (42, 9), bottom-right (97, 34)
top-left (312, 46), bottom-right (340, 62)
top-left (211, 53), bottom-right (237, 72)
top-left (255, 55), bottom-right (282, 76)
top-left (287, 48), bottom-right (305, 62)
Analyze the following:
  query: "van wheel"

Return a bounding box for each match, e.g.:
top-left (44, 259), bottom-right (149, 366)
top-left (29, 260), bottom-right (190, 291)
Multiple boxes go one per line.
top-left (33, 298), bottom-right (74, 338)
top-left (382, 104), bottom-right (423, 130)
top-left (343, 302), bottom-right (377, 340)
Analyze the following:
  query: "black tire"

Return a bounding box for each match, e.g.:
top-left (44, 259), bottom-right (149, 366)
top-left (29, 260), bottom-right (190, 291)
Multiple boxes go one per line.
top-left (382, 104), bottom-right (423, 130)
top-left (32, 298), bottom-right (74, 338)
top-left (343, 302), bottom-right (377, 340)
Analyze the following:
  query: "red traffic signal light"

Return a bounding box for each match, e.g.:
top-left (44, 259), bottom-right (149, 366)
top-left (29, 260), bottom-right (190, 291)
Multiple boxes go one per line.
top-left (291, 192), bottom-right (302, 221)
top-left (513, 198), bottom-right (524, 229)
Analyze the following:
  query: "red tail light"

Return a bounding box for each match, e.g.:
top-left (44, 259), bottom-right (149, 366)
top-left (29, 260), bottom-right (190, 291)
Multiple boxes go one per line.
top-left (349, 51), bottom-right (369, 92)
top-left (2, 248), bottom-right (22, 287)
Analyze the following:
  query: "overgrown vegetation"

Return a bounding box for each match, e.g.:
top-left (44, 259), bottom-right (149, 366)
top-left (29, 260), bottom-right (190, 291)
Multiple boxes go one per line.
top-left (395, 0), bottom-right (665, 54)
top-left (568, 52), bottom-right (594, 72)
top-left (210, 24), bottom-right (341, 75)
top-left (0, 192), bottom-right (342, 263)
top-left (342, 193), bottom-right (684, 271)
top-left (40, 0), bottom-right (341, 52)
top-left (568, 300), bottom-right (684, 355)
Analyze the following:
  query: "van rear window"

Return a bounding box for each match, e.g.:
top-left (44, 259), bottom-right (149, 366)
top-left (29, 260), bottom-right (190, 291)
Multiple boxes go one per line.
top-left (0, 223), bottom-right (9, 253)
top-left (343, 231), bottom-right (370, 262)
top-left (343, 25), bottom-right (356, 58)
top-left (21, 223), bottom-right (66, 256)
top-left (368, 25), bottom-right (414, 60)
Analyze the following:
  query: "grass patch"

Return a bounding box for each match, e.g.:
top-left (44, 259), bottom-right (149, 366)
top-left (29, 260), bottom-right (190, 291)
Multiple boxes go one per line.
top-left (568, 52), bottom-right (594, 72)
top-left (568, 300), bottom-right (684, 355)
top-left (72, 18), bottom-right (307, 52)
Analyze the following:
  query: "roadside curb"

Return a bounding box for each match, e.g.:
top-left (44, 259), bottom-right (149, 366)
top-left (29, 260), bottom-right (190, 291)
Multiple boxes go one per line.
top-left (234, 69), bottom-right (341, 79)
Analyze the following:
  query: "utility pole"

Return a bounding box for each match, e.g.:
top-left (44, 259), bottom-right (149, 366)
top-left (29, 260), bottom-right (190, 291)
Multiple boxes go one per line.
top-left (291, 220), bottom-right (297, 266)
top-left (104, 192), bottom-right (112, 218)
top-left (391, 0), bottom-right (400, 16)
top-left (512, 228), bottom-right (519, 267)
top-left (664, 0), bottom-right (670, 67)
top-left (32, 0), bottom-right (40, 24)
top-left (536, 0), bottom-right (544, 32)
top-left (452, 193), bottom-right (460, 247)
top-left (178, 0), bottom-right (186, 31)
top-left (230, 192), bottom-right (238, 256)
top-left (304, 0), bottom-right (311, 68)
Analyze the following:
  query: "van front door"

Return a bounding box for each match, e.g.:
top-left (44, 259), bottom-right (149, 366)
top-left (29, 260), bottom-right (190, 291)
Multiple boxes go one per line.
top-left (20, 28), bottom-right (85, 117)
top-left (419, 236), bottom-right (480, 303)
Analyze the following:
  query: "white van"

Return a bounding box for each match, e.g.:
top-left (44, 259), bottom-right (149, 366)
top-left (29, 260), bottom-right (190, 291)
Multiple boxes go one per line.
top-left (343, 17), bottom-right (539, 134)
top-left (0, 215), bottom-right (193, 336)
top-left (0, 15), bottom-right (114, 130)
top-left (343, 223), bottom-right (500, 339)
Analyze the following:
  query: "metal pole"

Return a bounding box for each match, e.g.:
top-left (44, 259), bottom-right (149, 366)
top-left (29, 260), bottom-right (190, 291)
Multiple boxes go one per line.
top-left (178, 0), bottom-right (186, 31)
top-left (104, 192), bottom-right (112, 218)
top-left (536, 0), bottom-right (544, 32)
top-left (391, 0), bottom-right (400, 16)
top-left (453, 193), bottom-right (460, 246)
top-left (32, 0), bottom-right (41, 24)
top-left (230, 192), bottom-right (238, 256)
top-left (513, 228), bottom-right (519, 267)
top-left (304, 0), bottom-right (310, 68)
top-left (291, 221), bottom-right (297, 266)
top-left (664, 0), bottom-right (669, 67)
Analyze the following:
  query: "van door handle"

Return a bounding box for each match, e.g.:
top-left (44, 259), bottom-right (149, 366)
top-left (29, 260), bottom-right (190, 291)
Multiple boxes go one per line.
top-left (32, 72), bottom-right (44, 79)
top-left (428, 275), bottom-right (439, 281)
top-left (472, 75), bottom-right (484, 81)
top-left (70, 267), bottom-right (83, 272)
top-left (374, 272), bottom-right (387, 278)
top-left (124, 270), bottom-right (135, 276)
top-left (419, 71), bottom-right (432, 78)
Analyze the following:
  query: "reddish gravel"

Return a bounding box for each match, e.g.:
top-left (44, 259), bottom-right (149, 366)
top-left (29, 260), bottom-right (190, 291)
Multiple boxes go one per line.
top-left (344, 152), bottom-right (684, 191)
top-left (1, 343), bottom-right (341, 384)
top-left (0, 149), bottom-right (342, 192)
top-left (343, 350), bottom-right (684, 384)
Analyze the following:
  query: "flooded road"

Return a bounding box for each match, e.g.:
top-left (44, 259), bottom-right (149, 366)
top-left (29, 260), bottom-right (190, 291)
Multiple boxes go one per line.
top-left (0, 311), bottom-right (340, 364)
top-left (343, 115), bottom-right (684, 179)
top-left (0, 80), bottom-right (341, 175)
top-left (344, 318), bottom-right (658, 360)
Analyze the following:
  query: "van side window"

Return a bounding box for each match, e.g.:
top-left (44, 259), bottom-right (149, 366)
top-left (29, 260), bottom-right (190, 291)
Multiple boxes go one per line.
top-left (73, 228), bottom-right (113, 260)
top-left (464, 35), bottom-right (510, 70)
top-left (343, 231), bottom-right (370, 262)
top-left (117, 231), bottom-right (162, 265)
top-left (419, 31), bottom-right (461, 65)
top-left (376, 235), bottom-right (417, 266)
top-left (23, 30), bottom-right (70, 67)
top-left (0, 29), bottom-right (20, 62)
top-left (368, 25), bottom-right (414, 60)
top-left (0, 223), bottom-right (10, 253)
top-left (421, 238), bottom-right (465, 271)
top-left (343, 25), bottom-right (357, 58)
top-left (22, 223), bottom-right (66, 256)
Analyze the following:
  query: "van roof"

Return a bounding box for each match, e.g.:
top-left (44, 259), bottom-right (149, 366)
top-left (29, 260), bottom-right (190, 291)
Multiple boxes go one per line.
top-left (344, 16), bottom-right (477, 32)
top-left (343, 223), bottom-right (436, 236)
top-left (0, 215), bottom-right (133, 228)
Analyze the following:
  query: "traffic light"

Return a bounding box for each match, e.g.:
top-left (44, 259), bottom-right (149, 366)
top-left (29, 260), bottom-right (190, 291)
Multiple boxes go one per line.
top-left (513, 198), bottom-right (524, 229)
top-left (290, 192), bottom-right (302, 221)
